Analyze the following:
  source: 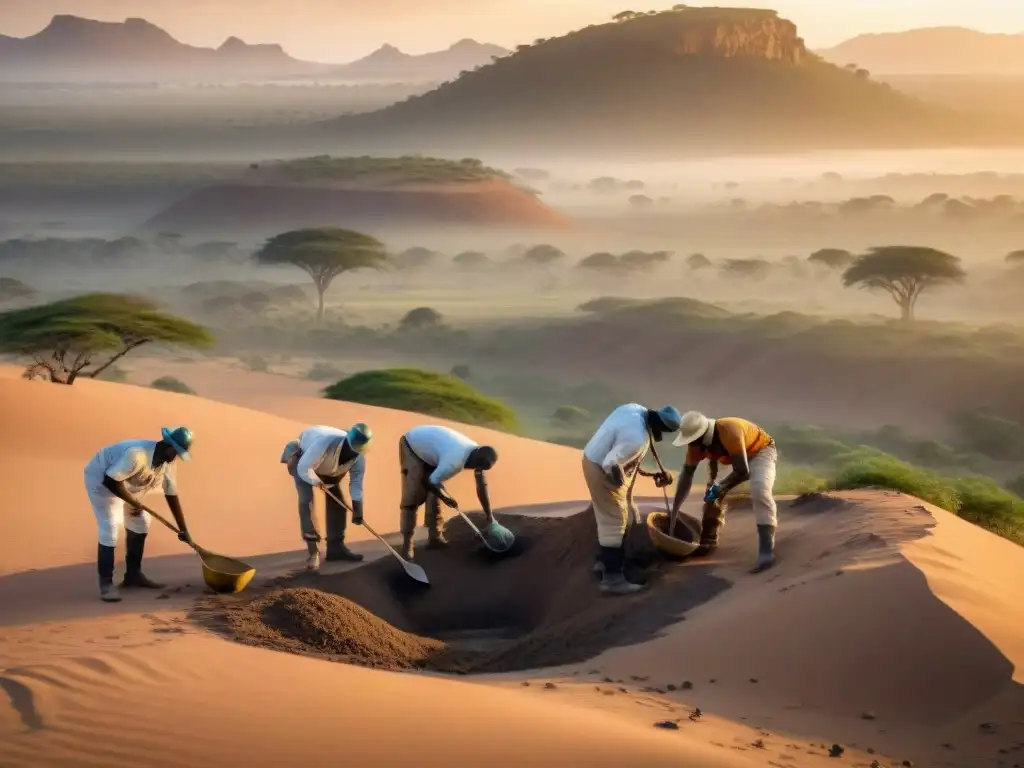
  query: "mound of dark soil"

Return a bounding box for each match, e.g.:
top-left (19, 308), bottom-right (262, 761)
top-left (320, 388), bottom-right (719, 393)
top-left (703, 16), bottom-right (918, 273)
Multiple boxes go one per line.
top-left (201, 509), bottom-right (731, 674)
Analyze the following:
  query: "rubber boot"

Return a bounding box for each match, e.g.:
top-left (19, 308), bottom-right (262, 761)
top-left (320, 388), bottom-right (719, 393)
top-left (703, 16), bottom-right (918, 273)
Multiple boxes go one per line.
top-left (325, 539), bottom-right (364, 562)
top-left (598, 546), bottom-right (644, 596)
top-left (305, 539), bottom-right (320, 571)
top-left (98, 543), bottom-right (121, 602)
top-left (400, 534), bottom-right (415, 561)
top-left (121, 531), bottom-right (165, 589)
top-left (425, 496), bottom-right (448, 549)
top-left (692, 501), bottom-right (725, 558)
top-left (750, 525), bottom-right (776, 574)
top-left (592, 551), bottom-right (605, 575)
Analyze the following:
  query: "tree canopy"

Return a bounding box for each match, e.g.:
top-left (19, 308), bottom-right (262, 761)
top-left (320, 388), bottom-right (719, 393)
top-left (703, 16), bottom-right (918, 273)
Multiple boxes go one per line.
top-left (842, 246), bottom-right (966, 322)
top-left (0, 293), bottom-right (212, 384)
top-left (254, 228), bottom-right (389, 322)
top-left (808, 248), bottom-right (853, 269)
top-left (399, 306), bottom-right (444, 331)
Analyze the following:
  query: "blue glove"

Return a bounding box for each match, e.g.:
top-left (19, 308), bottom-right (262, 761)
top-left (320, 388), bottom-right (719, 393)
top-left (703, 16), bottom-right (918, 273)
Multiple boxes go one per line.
top-left (703, 484), bottom-right (723, 503)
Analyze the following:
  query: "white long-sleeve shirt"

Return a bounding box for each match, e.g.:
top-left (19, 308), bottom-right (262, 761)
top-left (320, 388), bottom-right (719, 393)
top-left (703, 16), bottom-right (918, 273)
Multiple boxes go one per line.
top-left (583, 403), bottom-right (652, 473)
top-left (295, 425), bottom-right (365, 501)
top-left (404, 425), bottom-right (478, 486)
top-left (84, 439), bottom-right (179, 497)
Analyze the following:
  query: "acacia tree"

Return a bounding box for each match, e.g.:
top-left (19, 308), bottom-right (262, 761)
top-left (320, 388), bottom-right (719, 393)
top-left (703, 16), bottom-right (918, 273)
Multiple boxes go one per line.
top-left (578, 252), bottom-right (622, 271)
top-left (255, 228), bottom-right (389, 323)
top-left (453, 250), bottom-right (490, 269)
top-left (0, 293), bottom-right (212, 385)
top-left (399, 306), bottom-right (444, 331)
top-left (842, 246), bottom-right (966, 322)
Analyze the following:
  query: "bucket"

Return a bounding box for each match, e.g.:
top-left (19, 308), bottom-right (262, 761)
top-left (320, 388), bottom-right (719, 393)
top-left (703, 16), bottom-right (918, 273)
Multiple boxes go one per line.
top-left (646, 512), bottom-right (701, 559)
top-left (198, 549), bottom-right (256, 593)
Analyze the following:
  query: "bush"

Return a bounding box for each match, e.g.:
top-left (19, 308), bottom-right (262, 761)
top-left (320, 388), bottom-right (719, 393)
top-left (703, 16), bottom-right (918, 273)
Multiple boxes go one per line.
top-left (1008, 475), bottom-right (1024, 498)
top-left (98, 365), bottom-right (129, 383)
top-left (323, 368), bottom-right (520, 432)
top-left (450, 364), bottom-right (471, 380)
top-left (151, 376), bottom-right (195, 395)
top-left (306, 362), bottom-right (345, 381)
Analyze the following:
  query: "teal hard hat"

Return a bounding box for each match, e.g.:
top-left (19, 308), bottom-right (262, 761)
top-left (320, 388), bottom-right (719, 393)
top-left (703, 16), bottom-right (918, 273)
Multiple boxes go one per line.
top-left (346, 422), bottom-right (373, 454)
top-left (161, 426), bottom-right (193, 460)
top-left (655, 406), bottom-right (683, 433)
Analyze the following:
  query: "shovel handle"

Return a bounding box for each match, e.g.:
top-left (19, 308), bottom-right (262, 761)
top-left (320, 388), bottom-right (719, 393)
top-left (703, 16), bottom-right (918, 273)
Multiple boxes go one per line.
top-left (141, 506), bottom-right (202, 554)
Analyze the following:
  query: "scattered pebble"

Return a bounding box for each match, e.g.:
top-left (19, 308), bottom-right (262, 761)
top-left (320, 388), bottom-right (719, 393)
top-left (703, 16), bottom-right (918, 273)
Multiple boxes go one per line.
top-left (941, 743), bottom-right (955, 750)
top-left (901, 761), bottom-right (913, 767)
top-left (860, 711), bottom-right (877, 721)
top-left (709, 678), bottom-right (717, 684)
top-left (980, 722), bottom-right (999, 734)
top-left (689, 708), bottom-right (702, 721)
top-left (603, 690), bottom-right (614, 696)
top-left (543, 682), bottom-right (557, 690)
top-left (681, 680), bottom-right (694, 690)
top-left (752, 739), bottom-right (766, 749)
top-left (631, 675), bottom-right (649, 682)
top-left (602, 676), bottom-right (614, 683)
top-left (666, 684), bottom-right (676, 691)
top-left (867, 747), bottom-right (875, 754)
top-left (521, 681), bottom-right (531, 687)
top-left (654, 720), bottom-right (679, 730)
top-left (749, 677), bottom-right (759, 684)
top-left (588, 669), bottom-right (600, 675)
top-left (828, 744), bottom-right (845, 758)
top-left (618, 687), bottom-right (628, 693)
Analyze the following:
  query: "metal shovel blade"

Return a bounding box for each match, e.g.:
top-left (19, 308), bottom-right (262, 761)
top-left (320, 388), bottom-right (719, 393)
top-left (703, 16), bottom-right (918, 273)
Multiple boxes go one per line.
top-left (354, 519), bottom-right (429, 585)
top-left (321, 489), bottom-right (429, 585)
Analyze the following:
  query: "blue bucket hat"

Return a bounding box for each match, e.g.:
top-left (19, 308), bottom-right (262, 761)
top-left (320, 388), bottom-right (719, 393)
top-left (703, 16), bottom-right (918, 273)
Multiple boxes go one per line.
top-left (346, 423), bottom-right (372, 454)
top-left (655, 406), bottom-right (683, 433)
top-left (161, 426), bottom-right (193, 460)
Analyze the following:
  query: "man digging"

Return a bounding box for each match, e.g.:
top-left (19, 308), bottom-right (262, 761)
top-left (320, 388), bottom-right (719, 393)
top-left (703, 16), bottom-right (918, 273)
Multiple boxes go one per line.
top-left (669, 411), bottom-right (779, 573)
top-left (84, 426), bottom-right (195, 603)
top-left (281, 423), bottom-right (372, 570)
top-left (397, 424), bottom-right (501, 560)
top-left (582, 403), bottom-right (682, 596)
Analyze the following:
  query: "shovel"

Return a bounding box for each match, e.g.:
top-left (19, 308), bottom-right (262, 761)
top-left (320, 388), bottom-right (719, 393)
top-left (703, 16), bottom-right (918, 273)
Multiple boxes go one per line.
top-left (322, 488), bottom-right (430, 585)
top-left (143, 507), bottom-right (256, 593)
top-left (452, 507), bottom-right (515, 554)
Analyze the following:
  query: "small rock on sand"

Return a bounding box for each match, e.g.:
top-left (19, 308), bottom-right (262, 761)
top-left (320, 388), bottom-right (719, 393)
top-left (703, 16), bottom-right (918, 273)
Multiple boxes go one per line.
top-left (543, 682), bottom-right (557, 690)
top-left (654, 721), bottom-right (679, 730)
top-left (860, 711), bottom-right (877, 721)
top-left (828, 744), bottom-right (844, 758)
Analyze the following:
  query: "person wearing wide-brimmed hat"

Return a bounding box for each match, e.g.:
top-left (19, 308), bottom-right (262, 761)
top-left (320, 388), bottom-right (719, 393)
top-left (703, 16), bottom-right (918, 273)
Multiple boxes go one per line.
top-left (669, 412), bottom-right (778, 573)
top-left (280, 423), bottom-right (373, 570)
top-left (83, 426), bottom-right (195, 603)
top-left (582, 403), bottom-right (682, 595)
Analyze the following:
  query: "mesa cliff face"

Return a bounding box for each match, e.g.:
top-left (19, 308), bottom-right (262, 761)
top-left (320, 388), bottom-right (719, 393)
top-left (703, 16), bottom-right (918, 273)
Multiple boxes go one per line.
top-left (619, 9), bottom-right (805, 63)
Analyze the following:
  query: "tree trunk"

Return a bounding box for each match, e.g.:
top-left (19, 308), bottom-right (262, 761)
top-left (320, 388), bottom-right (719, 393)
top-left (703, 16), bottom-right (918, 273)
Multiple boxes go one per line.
top-left (899, 297), bottom-right (914, 322)
top-left (316, 286), bottom-right (326, 323)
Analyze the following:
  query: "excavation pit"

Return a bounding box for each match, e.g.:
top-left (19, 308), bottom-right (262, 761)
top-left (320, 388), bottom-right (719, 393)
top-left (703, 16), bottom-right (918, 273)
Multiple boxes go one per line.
top-left (201, 509), bottom-right (731, 674)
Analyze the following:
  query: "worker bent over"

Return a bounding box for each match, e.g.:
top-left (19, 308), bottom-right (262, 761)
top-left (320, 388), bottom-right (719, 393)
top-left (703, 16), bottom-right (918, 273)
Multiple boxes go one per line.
top-left (84, 426), bottom-right (194, 603)
top-left (280, 423), bottom-right (372, 570)
top-left (397, 424), bottom-right (498, 561)
top-left (582, 403), bottom-right (682, 596)
top-left (670, 412), bottom-right (778, 573)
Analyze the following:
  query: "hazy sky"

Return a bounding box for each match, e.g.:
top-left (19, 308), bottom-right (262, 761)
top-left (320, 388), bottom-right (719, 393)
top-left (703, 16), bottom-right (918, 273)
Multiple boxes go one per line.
top-left (3, 0), bottom-right (1023, 62)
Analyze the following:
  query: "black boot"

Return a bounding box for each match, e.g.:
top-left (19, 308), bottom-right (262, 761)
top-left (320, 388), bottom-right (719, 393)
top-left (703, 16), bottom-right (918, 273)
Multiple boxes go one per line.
top-left (98, 543), bottom-right (121, 602)
top-left (325, 539), bottom-right (364, 562)
top-left (751, 525), bottom-right (776, 573)
top-left (425, 496), bottom-right (448, 549)
top-left (598, 546), bottom-right (644, 596)
top-left (121, 531), bottom-right (165, 589)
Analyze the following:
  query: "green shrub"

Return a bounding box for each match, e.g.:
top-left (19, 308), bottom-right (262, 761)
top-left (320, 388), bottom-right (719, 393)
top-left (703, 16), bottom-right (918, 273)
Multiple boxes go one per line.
top-left (828, 448), bottom-right (961, 512)
top-left (951, 476), bottom-right (1024, 544)
top-left (551, 405), bottom-right (591, 428)
top-left (1007, 475), bottom-right (1024, 498)
top-left (323, 368), bottom-right (520, 432)
top-left (151, 376), bottom-right (195, 395)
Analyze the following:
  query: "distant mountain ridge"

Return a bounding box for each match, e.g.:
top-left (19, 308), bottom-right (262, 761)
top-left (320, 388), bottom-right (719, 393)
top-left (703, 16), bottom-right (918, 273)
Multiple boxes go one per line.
top-left (817, 27), bottom-right (1024, 75)
top-left (332, 39), bottom-right (511, 82)
top-left (0, 14), bottom-right (328, 81)
top-left (0, 15), bottom-right (510, 83)
top-left (326, 7), bottom-right (983, 154)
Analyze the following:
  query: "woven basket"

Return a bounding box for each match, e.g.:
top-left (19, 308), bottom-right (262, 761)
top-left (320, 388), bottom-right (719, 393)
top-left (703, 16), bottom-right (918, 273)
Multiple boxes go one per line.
top-left (646, 511), bottom-right (701, 559)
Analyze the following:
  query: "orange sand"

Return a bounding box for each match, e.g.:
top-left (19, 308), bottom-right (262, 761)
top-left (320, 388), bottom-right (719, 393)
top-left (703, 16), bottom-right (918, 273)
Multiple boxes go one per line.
top-left (1, 367), bottom-right (1022, 768)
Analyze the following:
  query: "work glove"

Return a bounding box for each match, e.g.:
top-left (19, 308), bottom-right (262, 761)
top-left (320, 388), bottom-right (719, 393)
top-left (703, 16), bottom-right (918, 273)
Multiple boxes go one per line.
top-left (439, 494), bottom-right (459, 510)
top-left (608, 464), bottom-right (625, 487)
top-left (351, 500), bottom-right (364, 525)
top-left (654, 471), bottom-right (675, 489)
top-left (178, 529), bottom-right (193, 546)
top-left (703, 483), bottom-right (723, 503)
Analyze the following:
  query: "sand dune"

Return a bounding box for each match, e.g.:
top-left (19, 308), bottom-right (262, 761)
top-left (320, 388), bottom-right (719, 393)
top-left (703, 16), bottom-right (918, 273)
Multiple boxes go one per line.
top-left (2, 368), bottom-right (1023, 768)
top-left (0, 374), bottom-right (586, 576)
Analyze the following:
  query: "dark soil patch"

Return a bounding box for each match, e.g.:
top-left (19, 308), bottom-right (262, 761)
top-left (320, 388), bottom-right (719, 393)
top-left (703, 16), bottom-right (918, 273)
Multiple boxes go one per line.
top-left (195, 509), bottom-right (731, 674)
